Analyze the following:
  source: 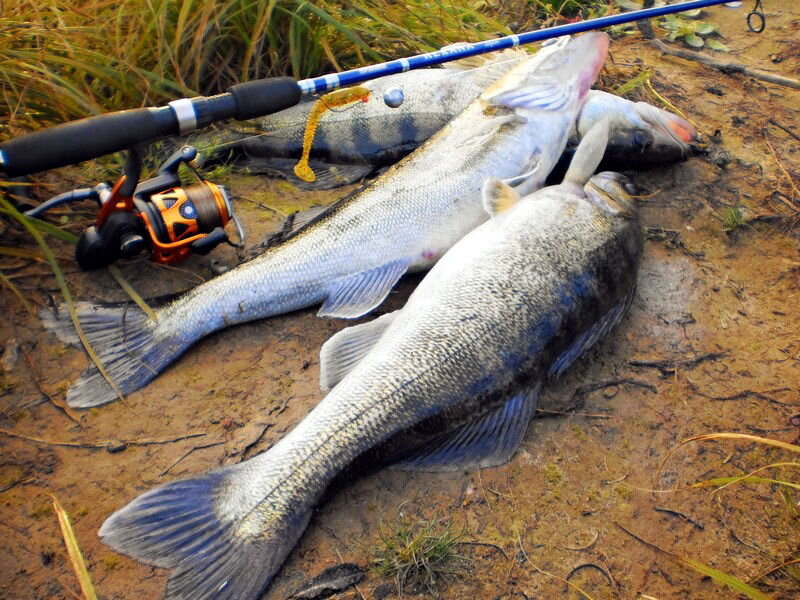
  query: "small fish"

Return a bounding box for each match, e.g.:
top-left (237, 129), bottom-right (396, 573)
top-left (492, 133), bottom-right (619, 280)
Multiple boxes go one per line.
top-left (45, 33), bottom-right (610, 408)
top-left (98, 119), bottom-right (643, 600)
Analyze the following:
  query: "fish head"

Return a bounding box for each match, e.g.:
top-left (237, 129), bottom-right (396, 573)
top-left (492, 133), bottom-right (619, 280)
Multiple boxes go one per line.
top-left (579, 92), bottom-right (697, 167)
top-left (481, 32), bottom-right (609, 113)
top-left (584, 171), bottom-right (639, 219)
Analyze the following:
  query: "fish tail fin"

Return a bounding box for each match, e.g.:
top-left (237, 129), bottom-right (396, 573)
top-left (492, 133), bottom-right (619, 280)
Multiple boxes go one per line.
top-left (100, 458), bottom-right (312, 599)
top-left (563, 117), bottom-right (610, 189)
top-left (41, 301), bottom-right (178, 408)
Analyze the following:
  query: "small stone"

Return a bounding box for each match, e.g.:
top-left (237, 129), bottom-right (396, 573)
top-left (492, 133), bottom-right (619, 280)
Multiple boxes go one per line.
top-left (603, 386), bottom-right (619, 399)
top-left (1, 338), bottom-right (19, 372)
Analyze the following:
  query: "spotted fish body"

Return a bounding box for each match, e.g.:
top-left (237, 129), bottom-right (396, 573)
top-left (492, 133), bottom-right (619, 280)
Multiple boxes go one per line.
top-left (98, 119), bottom-right (643, 600)
top-left (47, 34), bottom-right (609, 409)
top-left (216, 76), bottom-right (695, 187)
top-left (236, 67), bottom-right (510, 166)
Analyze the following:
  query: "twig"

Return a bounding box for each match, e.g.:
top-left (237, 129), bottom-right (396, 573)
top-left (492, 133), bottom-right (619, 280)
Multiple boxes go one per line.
top-left (629, 352), bottom-right (727, 375)
top-left (573, 378), bottom-right (658, 397)
top-left (516, 531), bottom-right (596, 600)
top-left (685, 380), bottom-right (792, 407)
top-left (458, 541), bottom-right (510, 561)
top-left (765, 137), bottom-right (800, 201)
top-left (0, 428), bottom-right (205, 449)
top-left (565, 563), bottom-right (614, 588)
top-left (769, 118), bottom-right (800, 143)
top-left (654, 506), bottom-right (705, 531)
top-left (651, 39), bottom-right (800, 90)
top-left (21, 345), bottom-right (82, 427)
top-left (535, 408), bottom-right (610, 419)
top-left (636, 12), bottom-right (800, 90)
top-left (0, 476), bottom-right (34, 493)
top-left (237, 423), bottom-right (272, 462)
top-left (159, 440), bottom-right (225, 476)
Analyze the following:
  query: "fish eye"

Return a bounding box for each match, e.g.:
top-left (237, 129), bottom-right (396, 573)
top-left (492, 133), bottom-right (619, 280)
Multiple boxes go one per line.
top-left (633, 130), bottom-right (652, 149)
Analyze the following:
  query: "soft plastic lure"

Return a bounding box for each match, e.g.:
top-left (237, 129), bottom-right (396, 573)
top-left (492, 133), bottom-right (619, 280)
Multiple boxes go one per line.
top-left (294, 86), bottom-right (371, 182)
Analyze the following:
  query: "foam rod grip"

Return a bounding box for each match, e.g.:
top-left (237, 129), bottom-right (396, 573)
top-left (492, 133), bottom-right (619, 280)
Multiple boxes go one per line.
top-left (0, 107), bottom-right (177, 177)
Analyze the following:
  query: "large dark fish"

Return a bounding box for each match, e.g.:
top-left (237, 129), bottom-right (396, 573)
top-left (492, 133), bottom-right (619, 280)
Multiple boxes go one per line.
top-left (45, 33), bottom-right (609, 408)
top-left (205, 48), bottom-right (528, 188)
top-left (98, 119), bottom-right (643, 600)
top-left (212, 78), bottom-right (695, 189)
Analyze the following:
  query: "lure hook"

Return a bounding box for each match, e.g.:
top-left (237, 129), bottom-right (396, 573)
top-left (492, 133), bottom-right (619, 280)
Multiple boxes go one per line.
top-left (747, 0), bottom-right (765, 33)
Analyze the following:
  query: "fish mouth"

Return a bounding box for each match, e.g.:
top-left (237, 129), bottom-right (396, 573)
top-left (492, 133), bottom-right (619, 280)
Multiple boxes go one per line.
top-left (586, 171), bottom-right (639, 218)
top-left (634, 102), bottom-right (697, 152)
top-left (592, 171), bottom-right (638, 197)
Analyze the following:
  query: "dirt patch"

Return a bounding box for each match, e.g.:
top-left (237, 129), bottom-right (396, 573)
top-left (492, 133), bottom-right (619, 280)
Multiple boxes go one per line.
top-left (2, 5), bottom-right (799, 599)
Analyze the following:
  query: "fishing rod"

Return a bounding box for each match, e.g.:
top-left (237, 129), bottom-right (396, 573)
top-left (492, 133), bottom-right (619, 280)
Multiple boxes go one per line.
top-left (0, 0), bottom-right (757, 179)
top-left (0, 0), bottom-right (760, 271)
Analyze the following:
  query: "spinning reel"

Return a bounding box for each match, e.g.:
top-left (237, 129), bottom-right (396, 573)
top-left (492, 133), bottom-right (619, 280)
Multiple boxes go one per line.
top-left (29, 145), bottom-right (245, 271)
top-left (75, 145), bottom-right (244, 270)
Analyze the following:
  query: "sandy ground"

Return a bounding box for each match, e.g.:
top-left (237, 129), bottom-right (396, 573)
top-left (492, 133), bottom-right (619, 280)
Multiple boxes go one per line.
top-left (1, 4), bottom-right (799, 599)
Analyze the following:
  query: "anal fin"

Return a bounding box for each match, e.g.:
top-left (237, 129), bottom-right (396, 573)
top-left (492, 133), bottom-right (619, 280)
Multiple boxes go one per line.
top-left (318, 259), bottom-right (411, 319)
top-left (390, 383), bottom-right (540, 473)
top-left (319, 310), bottom-right (401, 390)
top-left (240, 157), bottom-right (374, 190)
top-left (548, 287), bottom-right (635, 378)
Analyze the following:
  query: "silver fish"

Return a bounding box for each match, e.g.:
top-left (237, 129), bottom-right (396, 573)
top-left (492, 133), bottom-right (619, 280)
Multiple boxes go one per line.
top-left (212, 76), bottom-right (695, 189)
top-left (98, 119), bottom-right (643, 600)
top-left (207, 48), bottom-right (528, 188)
top-left (45, 33), bottom-right (609, 408)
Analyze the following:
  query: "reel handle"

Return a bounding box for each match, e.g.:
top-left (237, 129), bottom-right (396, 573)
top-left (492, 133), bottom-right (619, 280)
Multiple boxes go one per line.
top-left (0, 77), bottom-right (300, 178)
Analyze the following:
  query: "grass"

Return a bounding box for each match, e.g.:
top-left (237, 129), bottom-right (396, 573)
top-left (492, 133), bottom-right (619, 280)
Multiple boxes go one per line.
top-left (658, 432), bottom-right (800, 594)
top-left (0, 0), bottom-right (514, 135)
top-left (721, 205), bottom-right (747, 232)
top-left (373, 512), bottom-right (469, 595)
top-left (0, 0), bottom-right (612, 136)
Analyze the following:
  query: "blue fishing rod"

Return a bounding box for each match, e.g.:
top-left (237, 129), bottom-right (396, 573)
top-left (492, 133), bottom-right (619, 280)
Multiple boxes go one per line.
top-left (0, 0), bottom-right (758, 178)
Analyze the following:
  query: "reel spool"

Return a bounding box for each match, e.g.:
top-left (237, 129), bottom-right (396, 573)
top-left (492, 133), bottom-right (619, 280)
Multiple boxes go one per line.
top-left (75, 146), bottom-right (245, 270)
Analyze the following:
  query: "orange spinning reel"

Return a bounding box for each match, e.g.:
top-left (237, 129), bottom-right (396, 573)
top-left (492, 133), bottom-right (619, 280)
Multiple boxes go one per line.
top-left (75, 146), bottom-right (245, 270)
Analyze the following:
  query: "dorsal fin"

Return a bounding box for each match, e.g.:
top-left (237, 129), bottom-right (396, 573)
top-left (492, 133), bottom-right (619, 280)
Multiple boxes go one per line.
top-left (319, 310), bottom-right (401, 390)
top-left (482, 177), bottom-right (522, 216)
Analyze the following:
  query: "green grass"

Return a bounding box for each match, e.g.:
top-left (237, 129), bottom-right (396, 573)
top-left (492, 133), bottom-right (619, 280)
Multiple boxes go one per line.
top-left (373, 513), bottom-right (468, 595)
top-left (1, 0), bottom-right (514, 135)
top-left (721, 206), bottom-right (747, 232)
top-left (1, 0), bottom-right (611, 137)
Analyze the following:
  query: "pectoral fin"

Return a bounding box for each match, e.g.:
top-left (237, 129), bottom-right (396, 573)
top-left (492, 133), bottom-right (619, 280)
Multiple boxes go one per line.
top-left (548, 287), bottom-right (635, 378)
top-left (390, 383), bottom-right (540, 472)
top-left (318, 258), bottom-right (412, 319)
top-left (485, 75), bottom-right (578, 112)
top-left (482, 178), bottom-right (522, 216)
top-left (319, 310), bottom-right (401, 390)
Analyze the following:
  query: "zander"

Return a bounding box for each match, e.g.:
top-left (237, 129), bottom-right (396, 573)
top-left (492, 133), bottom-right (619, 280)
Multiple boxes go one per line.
top-left (46, 33), bottom-right (609, 408)
top-left (212, 78), bottom-right (695, 187)
top-left (99, 119), bottom-right (643, 600)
